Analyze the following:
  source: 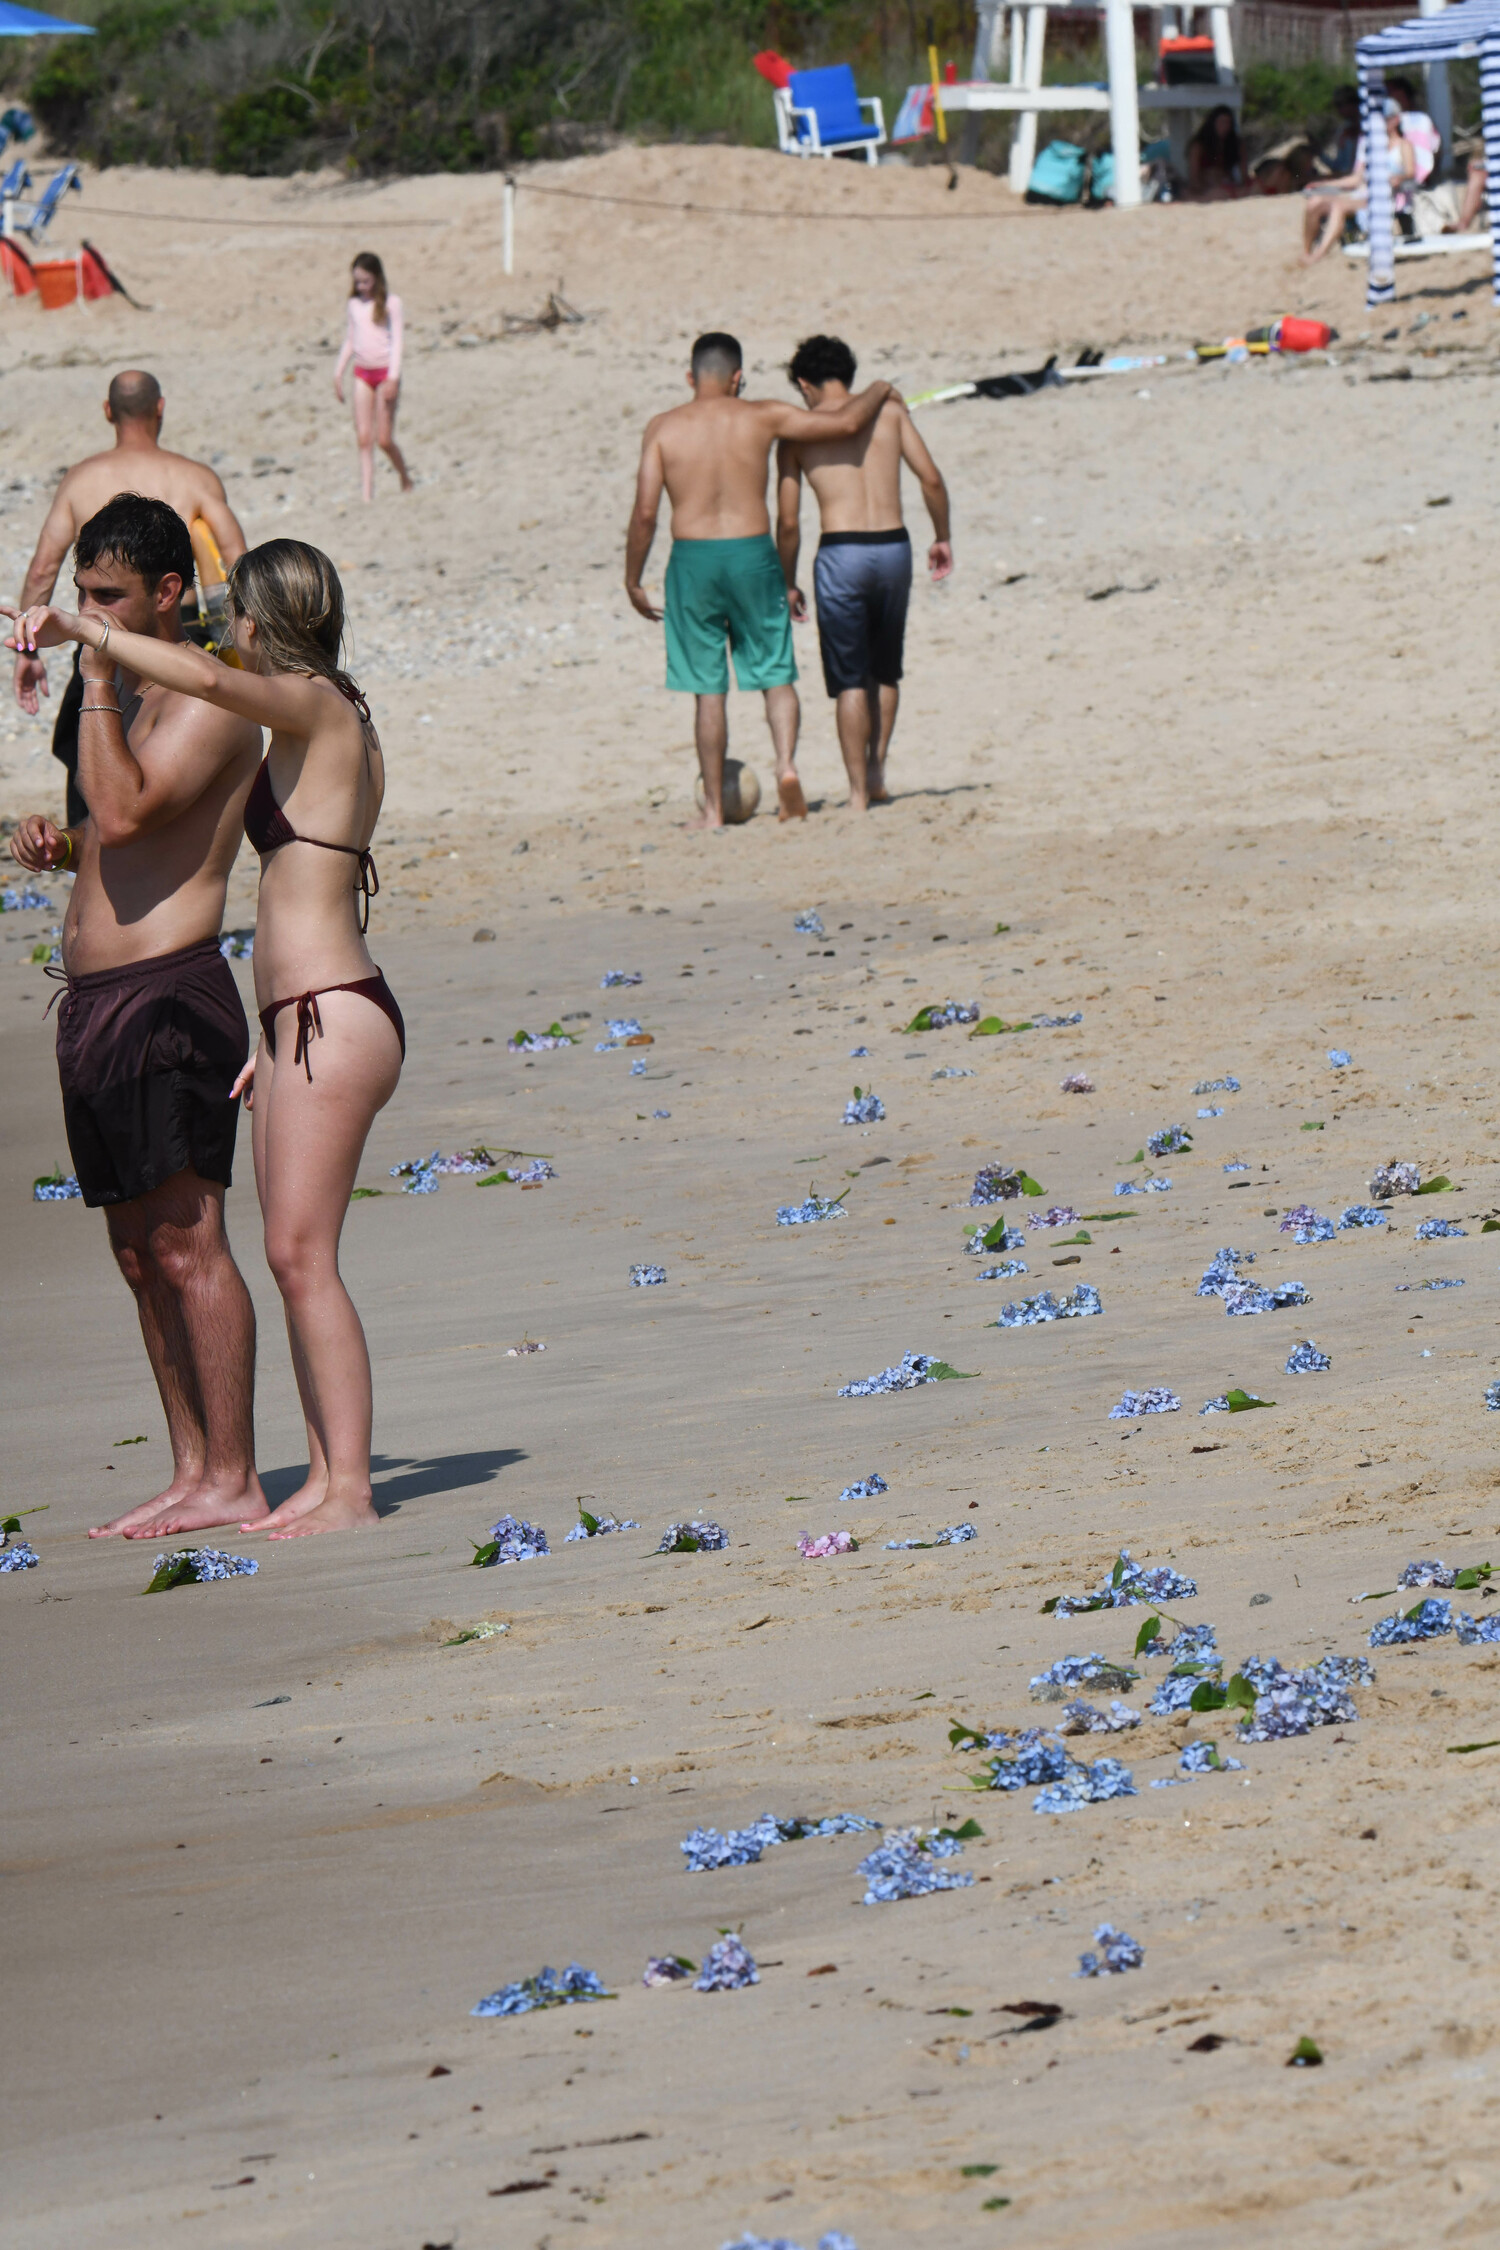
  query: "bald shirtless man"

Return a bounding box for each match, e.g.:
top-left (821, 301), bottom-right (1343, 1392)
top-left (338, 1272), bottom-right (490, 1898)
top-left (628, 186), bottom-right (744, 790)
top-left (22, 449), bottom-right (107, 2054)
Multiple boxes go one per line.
top-left (7, 493), bottom-right (267, 1540)
top-left (625, 331), bottom-right (894, 828)
top-left (13, 369), bottom-right (246, 825)
top-left (775, 334), bottom-right (952, 812)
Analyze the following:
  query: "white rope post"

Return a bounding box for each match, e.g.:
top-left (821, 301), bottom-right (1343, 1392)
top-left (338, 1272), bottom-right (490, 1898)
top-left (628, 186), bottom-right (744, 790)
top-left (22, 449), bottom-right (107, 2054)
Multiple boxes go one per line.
top-left (1105, 0), bottom-right (1144, 207)
top-left (1419, 0), bottom-right (1453, 179)
top-left (1007, 3), bottom-right (1047, 194)
top-left (503, 175), bottom-right (515, 276)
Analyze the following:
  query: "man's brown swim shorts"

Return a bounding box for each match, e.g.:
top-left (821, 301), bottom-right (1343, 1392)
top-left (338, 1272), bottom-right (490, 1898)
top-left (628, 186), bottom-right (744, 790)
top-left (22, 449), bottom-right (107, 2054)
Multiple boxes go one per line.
top-left (54, 936), bottom-right (249, 1207)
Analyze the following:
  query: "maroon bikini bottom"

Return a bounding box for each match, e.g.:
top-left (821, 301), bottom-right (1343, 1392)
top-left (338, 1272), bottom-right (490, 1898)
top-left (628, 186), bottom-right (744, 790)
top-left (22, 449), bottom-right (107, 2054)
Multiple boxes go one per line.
top-left (259, 970), bottom-right (406, 1082)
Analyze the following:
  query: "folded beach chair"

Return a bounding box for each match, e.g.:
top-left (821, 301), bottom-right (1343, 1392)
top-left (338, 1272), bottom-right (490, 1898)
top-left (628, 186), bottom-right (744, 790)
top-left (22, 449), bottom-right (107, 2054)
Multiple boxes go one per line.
top-left (774, 65), bottom-right (886, 164)
top-left (0, 157), bottom-right (30, 200)
top-left (5, 162), bottom-right (81, 243)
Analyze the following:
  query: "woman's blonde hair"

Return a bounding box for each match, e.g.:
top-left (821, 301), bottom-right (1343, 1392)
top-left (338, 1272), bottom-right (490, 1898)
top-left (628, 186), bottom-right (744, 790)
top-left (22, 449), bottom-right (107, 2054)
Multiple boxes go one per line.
top-left (227, 540), bottom-right (369, 719)
top-left (351, 251), bottom-right (388, 328)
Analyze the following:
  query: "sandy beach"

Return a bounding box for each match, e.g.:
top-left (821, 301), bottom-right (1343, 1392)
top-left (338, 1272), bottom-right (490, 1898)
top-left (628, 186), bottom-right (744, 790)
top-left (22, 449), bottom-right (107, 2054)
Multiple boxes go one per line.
top-left (5, 146), bottom-right (1500, 2248)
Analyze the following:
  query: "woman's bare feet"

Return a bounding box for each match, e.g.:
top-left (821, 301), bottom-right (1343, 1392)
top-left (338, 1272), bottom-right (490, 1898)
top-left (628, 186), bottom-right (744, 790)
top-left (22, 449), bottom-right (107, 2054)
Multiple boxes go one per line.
top-left (268, 1488), bottom-right (381, 1539)
top-left (778, 774), bottom-right (808, 822)
top-left (247, 1471), bottom-right (329, 1534)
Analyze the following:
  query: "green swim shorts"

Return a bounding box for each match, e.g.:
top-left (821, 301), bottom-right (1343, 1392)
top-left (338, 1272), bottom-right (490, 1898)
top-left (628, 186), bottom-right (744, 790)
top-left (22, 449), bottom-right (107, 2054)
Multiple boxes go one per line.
top-left (663, 533), bottom-right (797, 696)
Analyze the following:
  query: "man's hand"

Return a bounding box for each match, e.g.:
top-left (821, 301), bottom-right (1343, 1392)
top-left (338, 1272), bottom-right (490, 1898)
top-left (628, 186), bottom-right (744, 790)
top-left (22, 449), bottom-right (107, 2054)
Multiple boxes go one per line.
top-left (9, 814), bottom-right (70, 872)
top-left (928, 540), bottom-right (954, 583)
top-left (627, 583), bottom-right (663, 624)
top-left (13, 650), bottom-right (49, 716)
top-left (787, 586), bottom-right (810, 624)
top-left (230, 1054), bottom-right (256, 1110)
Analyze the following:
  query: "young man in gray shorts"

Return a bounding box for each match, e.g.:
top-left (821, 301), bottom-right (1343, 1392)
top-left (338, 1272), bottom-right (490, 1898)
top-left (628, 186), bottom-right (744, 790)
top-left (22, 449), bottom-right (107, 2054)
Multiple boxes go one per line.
top-left (776, 334), bottom-right (952, 811)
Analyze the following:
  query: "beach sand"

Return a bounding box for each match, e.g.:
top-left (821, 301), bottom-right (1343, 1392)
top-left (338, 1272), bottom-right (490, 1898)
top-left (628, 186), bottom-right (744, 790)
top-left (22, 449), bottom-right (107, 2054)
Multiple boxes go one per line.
top-left (4, 147), bottom-right (1500, 2247)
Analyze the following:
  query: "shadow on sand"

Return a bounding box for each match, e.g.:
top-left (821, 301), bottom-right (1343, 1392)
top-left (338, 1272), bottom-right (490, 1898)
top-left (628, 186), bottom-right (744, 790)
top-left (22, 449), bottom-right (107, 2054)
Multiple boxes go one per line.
top-left (260, 1447), bottom-right (527, 1517)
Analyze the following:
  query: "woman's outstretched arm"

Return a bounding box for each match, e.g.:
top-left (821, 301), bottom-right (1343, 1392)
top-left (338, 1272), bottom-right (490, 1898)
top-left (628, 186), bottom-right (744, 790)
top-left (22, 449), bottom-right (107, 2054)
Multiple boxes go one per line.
top-left (3, 603), bottom-right (333, 736)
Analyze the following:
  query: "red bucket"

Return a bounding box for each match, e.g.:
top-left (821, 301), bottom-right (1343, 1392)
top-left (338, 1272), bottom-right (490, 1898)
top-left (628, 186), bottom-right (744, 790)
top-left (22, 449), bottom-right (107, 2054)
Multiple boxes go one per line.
top-left (33, 257), bottom-right (80, 310)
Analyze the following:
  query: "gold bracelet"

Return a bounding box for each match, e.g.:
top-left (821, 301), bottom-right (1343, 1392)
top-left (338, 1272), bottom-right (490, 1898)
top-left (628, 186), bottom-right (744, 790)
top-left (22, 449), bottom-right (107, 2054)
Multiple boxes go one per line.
top-left (56, 830), bottom-right (74, 870)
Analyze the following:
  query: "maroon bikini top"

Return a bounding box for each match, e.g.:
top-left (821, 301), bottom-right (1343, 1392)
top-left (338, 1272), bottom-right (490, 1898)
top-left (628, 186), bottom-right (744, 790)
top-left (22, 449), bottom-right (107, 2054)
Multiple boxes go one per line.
top-left (243, 735), bottom-right (380, 932)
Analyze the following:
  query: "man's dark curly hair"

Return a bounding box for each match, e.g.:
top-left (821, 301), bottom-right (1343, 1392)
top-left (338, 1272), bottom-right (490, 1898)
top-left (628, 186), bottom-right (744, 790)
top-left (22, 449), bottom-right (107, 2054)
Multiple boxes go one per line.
top-left (788, 334), bottom-right (857, 389)
top-left (75, 493), bottom-right (194, 594)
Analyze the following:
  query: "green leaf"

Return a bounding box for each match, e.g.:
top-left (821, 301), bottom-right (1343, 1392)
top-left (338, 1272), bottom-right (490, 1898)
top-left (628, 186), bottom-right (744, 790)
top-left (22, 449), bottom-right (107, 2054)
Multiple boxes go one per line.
top-left (981, 2197), bottom-right (1013, 2210)
top-left (1127, 1148), bottom-right (1145, 1165)
top-left (1485, 1219), bottom-right (1500, 1233)
top-left (1287, 2036), bottom-right (1323, 2067)
top-left (969, 1015), bottom-right (1004, 1036)
top-left (904, 1006), bottom-right (939, 1033)
top-left (1189, 1679), bottom-right (1228, 1712)
top-left (1, 1516), bottom-right (20, 1536)
top-left (1356, 1587), bottom-right (1397, 1602)
top-left (577, 1508), bottom-right (600, 1537)
top-left (1079, 1211), bottom-right (1136, 1222)
top-left (1110, 1555), bottom-right (1127, 1587)
top-left (1040, 1595), bottom-right (1060, 1615)
top-left (1018, 1174), bottom-right (1045, 1197)
top-left (942, 2004), bottom-right (974, 2016)
top-left (1226, 1672), bottom-right (1256, 1710)
top-left (1415, 1174), bottom-right (1453, 1194)
top-left (32, 1166), bottom-right (65, 1192)
top-left (784, 1494), bottom-right (811, 1504)
top-left (29, 941), bottom-right (51, 963)
top-left (928, 1361), bottom-right (979, 1380)
top-left (1453, 1564), bottom-right (1492, 1590)
top-left (1135, 1615), bottom-right (1163, 1657)
top-left (937, 1817), bottom-right (985, 1841)
top-left (1300, 1121), bottom-right (1324, 1132)
top-left (993, 922), bottom-right (1011, 934)
top-left (349, 1186), bottom-right (383, 1199)
top-left (962, 2163), bottom-right (1000, 2177)
top-left (143, 1555), bottom-right (198, 1594)
top-left (113, 1435), bottom-right (148, 1446)
top-left (475, 1170), bottom-right (517, 1187)
top-left (470, 1540), bottom-right (500, 1568)
top-left (1225, 1389), bottom-right (1275, 1412)
top-left (1446, 1739), bottom-right (1500, 1754)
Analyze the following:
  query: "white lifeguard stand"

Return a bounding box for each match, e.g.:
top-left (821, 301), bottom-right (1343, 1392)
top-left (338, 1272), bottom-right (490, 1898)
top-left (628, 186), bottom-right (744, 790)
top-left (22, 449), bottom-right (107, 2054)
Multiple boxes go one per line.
top-left (939, 0), bottom-right (1242, 208)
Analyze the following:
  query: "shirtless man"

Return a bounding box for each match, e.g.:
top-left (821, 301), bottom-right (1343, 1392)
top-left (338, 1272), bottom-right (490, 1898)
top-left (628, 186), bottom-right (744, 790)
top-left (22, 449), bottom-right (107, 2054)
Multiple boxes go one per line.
top-left (625, 331), bottom-right (895, 827)
top-left (13, 369), bottom-right (246, 825)
top-left (6, 494), bottom-right (268, 1539)
top-left (775, 334), bottom-right (952, 812)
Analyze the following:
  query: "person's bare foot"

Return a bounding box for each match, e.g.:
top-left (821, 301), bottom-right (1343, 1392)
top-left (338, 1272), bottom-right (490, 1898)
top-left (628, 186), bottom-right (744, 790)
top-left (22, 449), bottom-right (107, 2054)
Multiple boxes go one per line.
top-left (90, 1471), bottom-right (204, 1538)
top-left (268, 1489), bottom-right (381, 1539)
top-left (399, 472), bottom-right (415, 494)
top-left (121, 1473), bottom-right (270, 1540)
top-left (778, 774), bottom-right (808, 822)
top-left (248, 1472), bottom-right (330, 1534)
top-left (685, 806), bottom-right (724, 831)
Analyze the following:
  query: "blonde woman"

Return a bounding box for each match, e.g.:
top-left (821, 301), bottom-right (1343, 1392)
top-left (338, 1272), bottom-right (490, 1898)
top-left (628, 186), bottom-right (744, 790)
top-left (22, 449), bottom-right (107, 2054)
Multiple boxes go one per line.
top-left (7, 541), bottom-right (404, 1539)
top-left (334, 252), bottom-right (413, 501)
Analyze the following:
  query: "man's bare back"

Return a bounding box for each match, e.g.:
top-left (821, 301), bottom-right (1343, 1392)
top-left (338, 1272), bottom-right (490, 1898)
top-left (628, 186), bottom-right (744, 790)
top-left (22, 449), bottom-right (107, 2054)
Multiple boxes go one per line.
top-left (781, 396), bottom-right (910, 533)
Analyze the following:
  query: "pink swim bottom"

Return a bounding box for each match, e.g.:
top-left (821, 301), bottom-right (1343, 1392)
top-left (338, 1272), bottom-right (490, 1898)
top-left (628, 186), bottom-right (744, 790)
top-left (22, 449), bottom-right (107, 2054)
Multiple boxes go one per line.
top-left (354, 365), bottom-right (389, 389)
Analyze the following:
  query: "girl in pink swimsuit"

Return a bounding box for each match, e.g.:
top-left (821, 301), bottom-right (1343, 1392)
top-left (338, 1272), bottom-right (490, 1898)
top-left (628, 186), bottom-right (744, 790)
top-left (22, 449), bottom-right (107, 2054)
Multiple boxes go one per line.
top-left (333, 252), bottom-right (413, 501)
top-left (8, 541), bottom-right (404, 1543)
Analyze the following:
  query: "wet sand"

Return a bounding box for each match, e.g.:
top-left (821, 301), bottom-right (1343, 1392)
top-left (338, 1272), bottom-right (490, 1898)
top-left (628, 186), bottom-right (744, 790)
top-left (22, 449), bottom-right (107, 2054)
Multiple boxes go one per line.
top-left (4, 146), bottom-right (1500, 2248)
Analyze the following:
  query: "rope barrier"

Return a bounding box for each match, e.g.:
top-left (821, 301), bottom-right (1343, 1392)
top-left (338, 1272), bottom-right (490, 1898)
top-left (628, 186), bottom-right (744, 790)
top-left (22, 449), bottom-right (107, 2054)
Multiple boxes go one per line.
top-left (80, 204), bottom-right (452, 231)
top-left (515, 179), bottom-right (1053, 223)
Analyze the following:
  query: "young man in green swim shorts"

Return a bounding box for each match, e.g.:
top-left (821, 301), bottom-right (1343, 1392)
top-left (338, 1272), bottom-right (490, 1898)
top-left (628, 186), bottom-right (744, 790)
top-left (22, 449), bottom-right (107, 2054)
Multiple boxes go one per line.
top-left (625, 332), bottom-right (895, 828)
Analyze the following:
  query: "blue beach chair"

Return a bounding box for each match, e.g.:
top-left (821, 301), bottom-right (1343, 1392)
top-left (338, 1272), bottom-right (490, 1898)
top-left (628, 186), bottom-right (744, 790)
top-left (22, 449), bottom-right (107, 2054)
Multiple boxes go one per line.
top-left (774, 65), bottom-right (886, 164)
top-left (6, 162), bottom-right (81, 243)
